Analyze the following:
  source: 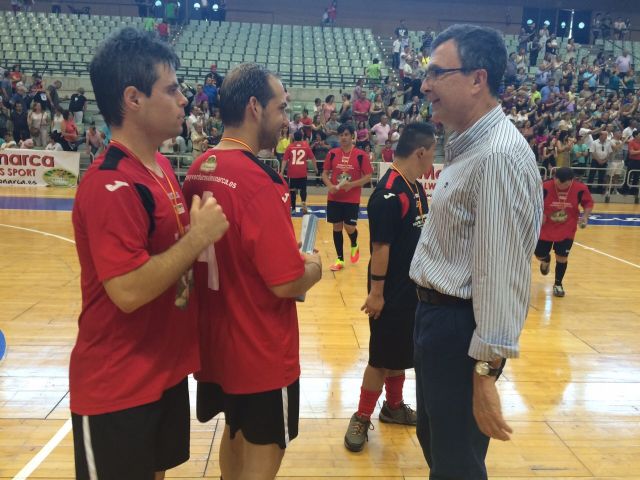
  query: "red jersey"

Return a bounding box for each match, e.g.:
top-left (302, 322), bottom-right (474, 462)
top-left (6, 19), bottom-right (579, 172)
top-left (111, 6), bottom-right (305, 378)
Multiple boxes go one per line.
top-left (539, 179), bottom-right (594, 242)
top-left (628, 138), bottom-right (640, 160)
top-left (283, 141), bottom-right (315, 179)
top-left (382, 147), bottom-right (394, 163)
top-left (182, 149), bottom-right (305, 394)
top-left (326, 147), bottom-right (373, 204)
top-left (300, 116), bottom-right (313, 137)
top-left (70, 145), bottom-right (199, 415)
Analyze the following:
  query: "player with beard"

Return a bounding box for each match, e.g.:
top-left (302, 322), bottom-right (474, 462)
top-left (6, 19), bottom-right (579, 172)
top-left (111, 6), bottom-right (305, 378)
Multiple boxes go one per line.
top-left (535, 167), bottom-right (593, 297)
top-left (182, 63), bottom-right (323, 480)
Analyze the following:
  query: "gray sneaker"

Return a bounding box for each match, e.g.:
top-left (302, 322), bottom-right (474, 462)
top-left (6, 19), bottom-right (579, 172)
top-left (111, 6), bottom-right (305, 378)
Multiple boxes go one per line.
top-left (344, 413), bottom-right (372, 452)
top-left (378, 401), bottom-right (417, 426)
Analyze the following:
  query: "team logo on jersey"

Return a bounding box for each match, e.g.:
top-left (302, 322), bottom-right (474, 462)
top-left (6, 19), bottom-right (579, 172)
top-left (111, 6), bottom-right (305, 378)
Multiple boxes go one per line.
top-left (550, 209), bottom-right (568, 223)
top-left (105, 180), bottom-right (129, 192)
top-left (200, 155), bottom-right (218, 173)
top-left (383, 193), bottom-right (396, 199)
top-left (282, 192), bottom-right (290, 203)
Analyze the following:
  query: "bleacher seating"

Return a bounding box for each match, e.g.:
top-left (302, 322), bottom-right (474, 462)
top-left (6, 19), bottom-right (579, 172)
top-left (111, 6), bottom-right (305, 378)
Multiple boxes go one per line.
top-left (174, 21), bottom-right (385, 87)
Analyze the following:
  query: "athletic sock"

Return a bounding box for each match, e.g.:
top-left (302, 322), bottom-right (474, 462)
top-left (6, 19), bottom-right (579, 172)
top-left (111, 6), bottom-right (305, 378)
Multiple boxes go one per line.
top-left (555, 261), bottom-right (568, 285)
top-left (333, 230), bottom-right (344, 261)
top-left (347, 229), bottom-right (358, 247)
top-left (357, 387), bottom-right (382, 420)
top-left (384, 374), bottom-right (405, 409)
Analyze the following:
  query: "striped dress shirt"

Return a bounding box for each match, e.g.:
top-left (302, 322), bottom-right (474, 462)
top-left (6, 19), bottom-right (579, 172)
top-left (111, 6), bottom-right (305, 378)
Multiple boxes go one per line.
top-left (409, 105), bottom-right (543, 361)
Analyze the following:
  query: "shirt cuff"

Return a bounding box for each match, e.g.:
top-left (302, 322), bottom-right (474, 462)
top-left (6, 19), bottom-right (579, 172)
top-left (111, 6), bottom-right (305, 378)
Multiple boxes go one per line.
top-left (468, 330), bottom-right (520, 361)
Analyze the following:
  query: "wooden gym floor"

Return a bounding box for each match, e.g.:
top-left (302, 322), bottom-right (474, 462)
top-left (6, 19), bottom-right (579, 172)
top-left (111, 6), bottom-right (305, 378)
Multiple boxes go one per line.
top-left (1, 187), bottom-right (639, 479)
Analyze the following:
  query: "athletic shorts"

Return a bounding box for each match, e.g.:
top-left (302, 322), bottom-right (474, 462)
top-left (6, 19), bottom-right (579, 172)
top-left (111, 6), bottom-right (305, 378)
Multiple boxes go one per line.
top-left (196, 380), bottom-right (299, 450)
top-left (72, 377), bottom-right (190, 480)
top-left (368, 308), bottom-right (415, 370)
top-left (326, 200), bottom-right (359, 226)
top-left (535, 238), bottom-right (574, 258)
top-left (288, 177), bottom-right (307, 190)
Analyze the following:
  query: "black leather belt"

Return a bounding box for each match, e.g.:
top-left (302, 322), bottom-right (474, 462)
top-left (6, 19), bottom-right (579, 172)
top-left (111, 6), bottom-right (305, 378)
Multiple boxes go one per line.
top-left (416, 286), bottom-right (472, 306)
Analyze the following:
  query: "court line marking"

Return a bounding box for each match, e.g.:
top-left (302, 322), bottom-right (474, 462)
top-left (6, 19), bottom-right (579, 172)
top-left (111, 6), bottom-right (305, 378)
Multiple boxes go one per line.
top-left (12, 419), bottom-right (73, 480)
top-left (574, 241), bottom-right (640, 269)
top-left (0, 224), bottom-right (76, 245)
top-left (0, 224), bottom-right (75, 479)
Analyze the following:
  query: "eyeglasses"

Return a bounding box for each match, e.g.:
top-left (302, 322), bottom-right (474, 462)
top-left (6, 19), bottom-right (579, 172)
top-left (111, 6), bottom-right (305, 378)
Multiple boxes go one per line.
top-left (424, 67), bottom-right (476, 81)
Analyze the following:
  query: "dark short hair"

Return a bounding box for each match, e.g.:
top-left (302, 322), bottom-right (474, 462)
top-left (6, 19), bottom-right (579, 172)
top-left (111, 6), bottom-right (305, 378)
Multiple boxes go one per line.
top-left (90, 27), bottom-right (180, 127)
top-left (293, 130), bottom-right (303, 141)
top-left (431, 24), bottom-right (506, 97)
top-left (555, 167), bottom-right (575, 182)
top-left (395, 122), bottom-right (436, 157)
top-left (337, 123), bottom-right (354, 135)
top-left (219, 63), bottom-right (276, 128)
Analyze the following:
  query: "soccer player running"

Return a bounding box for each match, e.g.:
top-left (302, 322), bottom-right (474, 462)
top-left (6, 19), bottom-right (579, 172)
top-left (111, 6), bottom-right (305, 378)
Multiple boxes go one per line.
top-left (345, 123), bottom-right (436, 452)
top-left (322, 123), bottom-right (373, 271)
top-left (182, 63), bottom-right (322, 480)
top-left (535, 167), bottom-right (593, 297)
top-left (70, 28), bottom-right (229, 479)
top-left (280, 129), bottom-right (318, 214)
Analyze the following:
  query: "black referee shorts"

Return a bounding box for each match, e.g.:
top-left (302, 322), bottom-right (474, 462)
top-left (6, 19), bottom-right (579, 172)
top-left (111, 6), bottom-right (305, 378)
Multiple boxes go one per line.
top-left (196, 380), bottom-right (299, 450)
top-left (326, 200), bottom-right (359, 226)
top-left (368, 308), bottom-right (415, 370)
top-left (72, 378), bottom-right (190, 480)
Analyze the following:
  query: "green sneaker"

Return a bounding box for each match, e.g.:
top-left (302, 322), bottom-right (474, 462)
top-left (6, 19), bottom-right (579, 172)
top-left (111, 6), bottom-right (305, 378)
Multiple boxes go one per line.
top-left (344, 413), bottom-right (373, 452)
top-left (378, 401), bottom-right (417, 426)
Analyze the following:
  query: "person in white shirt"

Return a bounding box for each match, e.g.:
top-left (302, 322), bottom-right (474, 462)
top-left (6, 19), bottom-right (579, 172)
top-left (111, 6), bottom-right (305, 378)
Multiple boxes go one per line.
top-left (622, 120), bottom-right (637, 160)
top-left (588, 131), bottom-right (613, 193)
top-left (392, 37), bottom-right (402, 70)
top-left (615, 50), bottom-right (632, 75)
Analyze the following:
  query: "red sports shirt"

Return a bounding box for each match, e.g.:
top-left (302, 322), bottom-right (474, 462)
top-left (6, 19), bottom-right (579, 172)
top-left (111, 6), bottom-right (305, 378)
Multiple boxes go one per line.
top-left (70, 145), bottom-right (199, 415)
top-left (325, 147), bottom-right (373, 204)
top-left (283, 141), bottom-right (316, 179)
top-left (539, 179), bottom-right (594, 242)
top-left (182, 149), bottom-right (305, 394)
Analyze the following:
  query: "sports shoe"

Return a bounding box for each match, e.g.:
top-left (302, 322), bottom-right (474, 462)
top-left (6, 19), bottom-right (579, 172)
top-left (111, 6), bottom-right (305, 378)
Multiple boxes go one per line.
top-left (350, 244), bottom-right (360, 263)
top-left (330, 259), bottom-right (345, 271)
top-left (553, 284), bottom-right (565, 297)
top-left (540, 261), bottom-right (550, 276)
top-left (378, 401), bottom-right (417, 426)
top-left (344, 413), bottom-right (372, 452)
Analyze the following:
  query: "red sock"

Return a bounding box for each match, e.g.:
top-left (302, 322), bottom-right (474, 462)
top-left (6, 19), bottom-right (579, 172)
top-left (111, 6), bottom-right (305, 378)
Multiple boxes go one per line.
top-left (385, 374), bottom-right (405, 409)
top-left (357, 387), bottom-right (381, 420)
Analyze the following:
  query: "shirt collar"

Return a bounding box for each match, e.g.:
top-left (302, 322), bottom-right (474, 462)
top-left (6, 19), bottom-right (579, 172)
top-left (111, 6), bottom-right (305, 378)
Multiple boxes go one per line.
top-left (445, 105), bottom-right (504, 162)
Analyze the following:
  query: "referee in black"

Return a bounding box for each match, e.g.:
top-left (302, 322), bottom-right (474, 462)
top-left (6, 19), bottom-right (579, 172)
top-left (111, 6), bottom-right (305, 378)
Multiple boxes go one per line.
top-left (344, 123), bottom-right (437, 452)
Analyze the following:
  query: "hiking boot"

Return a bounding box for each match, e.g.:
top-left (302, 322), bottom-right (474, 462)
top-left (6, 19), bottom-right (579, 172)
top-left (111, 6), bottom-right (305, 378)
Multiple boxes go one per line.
top-left (344, 413), bottom-right (372, 452)
top-left (378, 401), bottom-right (417, 426)
top-left (553, 284), bottom-right (565, 297)
top-left (540, 261), bottom-right (550, 276)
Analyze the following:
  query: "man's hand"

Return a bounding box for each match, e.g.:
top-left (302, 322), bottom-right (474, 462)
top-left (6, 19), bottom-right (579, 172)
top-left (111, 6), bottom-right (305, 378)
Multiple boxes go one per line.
top-left (579, 215), bottom-right (588, 228)
top-left (328, 185), bottom-right (339, 194)
top-left (361, 292), bottom-right (384, 319)
top-left (342, 181), bottom-right (354, 192)
top-left (472, 373), bottom-right (512, 441)
top-left (189, 194), bottom-right (229, 245)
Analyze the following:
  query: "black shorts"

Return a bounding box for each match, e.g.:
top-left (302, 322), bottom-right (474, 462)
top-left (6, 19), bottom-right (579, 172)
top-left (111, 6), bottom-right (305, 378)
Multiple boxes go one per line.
top-left (535, 238), bottom-right (574, 258)
top-left (368, 308), bottom-right (416, 370)
top-left (72, 378), bottom-right (190, 480)
top-left (196, 380), bottom-right (299, 450)
top-left (326, 200), bottom-right (359, 226)
top-left (288, 177), bottom-right (307, 190)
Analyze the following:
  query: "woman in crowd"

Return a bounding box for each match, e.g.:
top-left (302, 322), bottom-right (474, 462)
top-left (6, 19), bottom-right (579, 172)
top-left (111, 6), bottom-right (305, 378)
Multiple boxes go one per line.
top-left (27, 101), bottom-right (50, 148)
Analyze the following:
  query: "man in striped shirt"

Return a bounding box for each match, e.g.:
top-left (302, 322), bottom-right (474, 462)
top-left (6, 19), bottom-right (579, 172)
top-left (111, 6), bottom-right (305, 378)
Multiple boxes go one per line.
top-left (409, 25), bottom-right (543, 479)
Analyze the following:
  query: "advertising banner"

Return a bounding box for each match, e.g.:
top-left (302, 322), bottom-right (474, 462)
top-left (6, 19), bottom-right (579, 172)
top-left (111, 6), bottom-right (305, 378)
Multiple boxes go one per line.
top-left (0, 149), bottom-right (80, 187)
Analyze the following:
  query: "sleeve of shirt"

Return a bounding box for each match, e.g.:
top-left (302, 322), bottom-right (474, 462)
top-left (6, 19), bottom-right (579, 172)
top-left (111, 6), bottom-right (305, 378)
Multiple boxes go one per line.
top-left (368, 191), bottom-right (402, 245)
top-left (240, 186), bottom-right (305, 287)
top-left (469, 153), bottom-right (543, 360)
top-left (79, 171), bottom-right (151, 282)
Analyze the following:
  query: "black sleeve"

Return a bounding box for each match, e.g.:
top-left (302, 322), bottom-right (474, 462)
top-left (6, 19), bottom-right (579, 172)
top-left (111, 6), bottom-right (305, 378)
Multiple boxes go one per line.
top-left (368, 190), bottom-right (402, 245)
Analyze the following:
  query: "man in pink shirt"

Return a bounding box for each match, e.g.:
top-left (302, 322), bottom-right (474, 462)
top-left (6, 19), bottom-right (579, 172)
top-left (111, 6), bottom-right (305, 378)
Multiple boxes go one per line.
top-left (370, 115), bottom-right (391, 161)
top-left (352, 91), bottom-right (371, 126)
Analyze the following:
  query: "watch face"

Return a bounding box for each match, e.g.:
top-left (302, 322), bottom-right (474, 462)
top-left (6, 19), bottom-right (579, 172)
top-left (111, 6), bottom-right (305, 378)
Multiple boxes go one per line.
top-left (475, 361), bottom-right (490, 376)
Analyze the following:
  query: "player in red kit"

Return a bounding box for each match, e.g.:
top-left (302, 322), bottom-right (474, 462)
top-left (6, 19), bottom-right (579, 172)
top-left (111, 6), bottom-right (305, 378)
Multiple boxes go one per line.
top-left (534, 167), bottom-right (593, 297)
top-left (280, 130), bottom-right (318, 214)
top-left (183, 63), bottom-right (322, 480)
top-left (70, 28), bottom-right (228, 480)
top-left (322, 123), bottom-right (373, 271)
